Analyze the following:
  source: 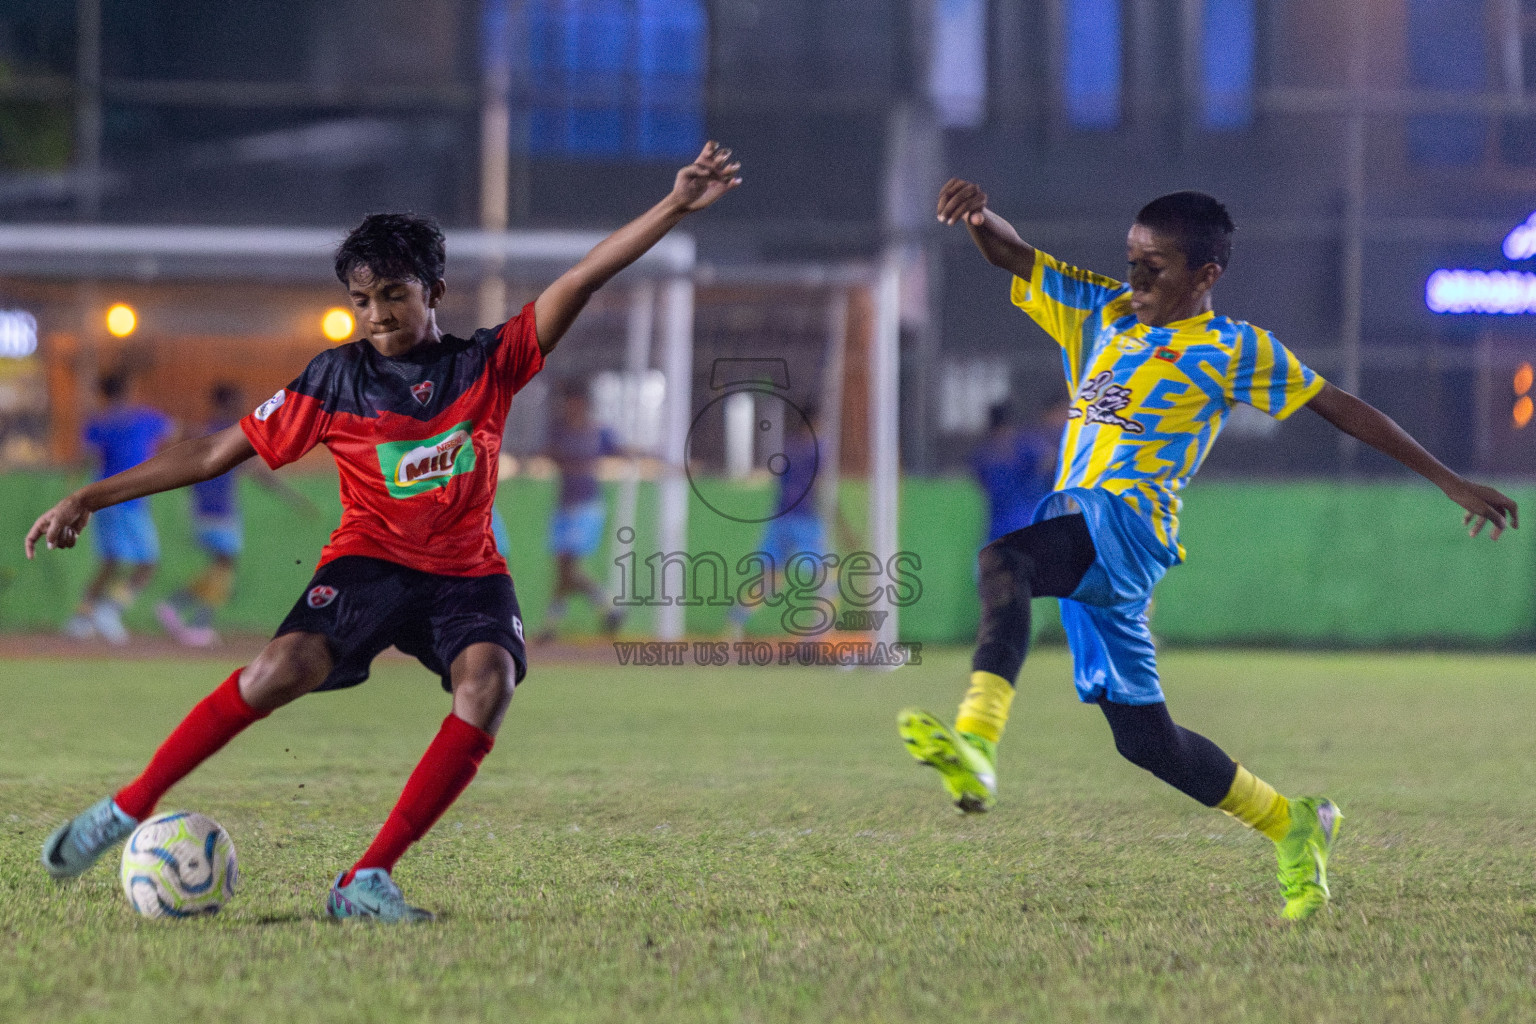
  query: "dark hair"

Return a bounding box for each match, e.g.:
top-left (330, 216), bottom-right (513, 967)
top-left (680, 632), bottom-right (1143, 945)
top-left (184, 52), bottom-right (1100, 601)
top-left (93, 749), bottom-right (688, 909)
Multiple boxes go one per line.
top-left (99, 372), bottom-right (127, 401)
top-left (559, 379), bottom-right (589, 402)
top-left (1134, 191), bottom-right (1236, 270)
top-left (334, 213), bottom-right (446, 289)
top-left (987, 401), bottom-right (1016, 431)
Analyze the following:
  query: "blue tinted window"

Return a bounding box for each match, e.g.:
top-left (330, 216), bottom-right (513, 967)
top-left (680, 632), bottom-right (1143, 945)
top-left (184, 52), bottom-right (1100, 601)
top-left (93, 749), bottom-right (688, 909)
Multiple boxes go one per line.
top-left (1201, 0), bottom-right (1256, 130)
top-left (1064, 0), bottom-right (1122, 129)
top-left (511, 0), bottom-right (706, 160)
top-left (1406, 0), bottom-right (1487, 166)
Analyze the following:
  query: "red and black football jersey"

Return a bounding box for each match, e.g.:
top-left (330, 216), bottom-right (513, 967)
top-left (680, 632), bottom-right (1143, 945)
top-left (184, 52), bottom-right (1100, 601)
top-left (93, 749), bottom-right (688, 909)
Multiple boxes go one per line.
top-left (241, 302), bottom-right (544, 577)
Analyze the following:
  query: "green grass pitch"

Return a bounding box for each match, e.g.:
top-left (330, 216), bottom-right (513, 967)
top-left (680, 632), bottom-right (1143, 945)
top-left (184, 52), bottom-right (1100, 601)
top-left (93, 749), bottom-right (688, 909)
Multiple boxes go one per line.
top-left (5, 647), bottom-right (1536, 1023)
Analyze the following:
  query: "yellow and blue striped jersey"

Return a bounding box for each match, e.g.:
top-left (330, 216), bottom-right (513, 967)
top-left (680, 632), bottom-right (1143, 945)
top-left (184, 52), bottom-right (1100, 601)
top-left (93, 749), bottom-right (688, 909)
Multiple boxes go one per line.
top-left (1013, 250), bottom-right (1324, 560)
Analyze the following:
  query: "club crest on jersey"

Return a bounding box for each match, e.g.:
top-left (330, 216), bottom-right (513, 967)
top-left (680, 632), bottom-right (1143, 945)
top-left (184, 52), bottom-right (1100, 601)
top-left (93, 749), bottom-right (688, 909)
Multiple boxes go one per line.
top-left (254, 390), bottom-right (285, 421)
top-left (411, 380), bottom-right (434, 405)
top-left (375, 420), bottom-right (478, 499)
top-left (307, 585), bottom-right (338, 608)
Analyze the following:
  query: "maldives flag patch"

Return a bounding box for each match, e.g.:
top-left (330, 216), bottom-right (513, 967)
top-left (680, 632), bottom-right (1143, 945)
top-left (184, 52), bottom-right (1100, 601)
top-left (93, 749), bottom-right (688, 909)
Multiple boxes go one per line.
top-left (411, 380), bottom-right (434, 404)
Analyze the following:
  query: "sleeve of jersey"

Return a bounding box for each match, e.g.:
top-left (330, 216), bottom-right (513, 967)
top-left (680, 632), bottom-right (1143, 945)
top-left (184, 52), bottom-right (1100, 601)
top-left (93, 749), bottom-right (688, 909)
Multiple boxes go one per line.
top-left (239, 384), bottom-right (326, 470)
top-left (1231, 326), bottom-right (1326, 421)
top-left (1010, 251), bottom-right (1128, 359)
top-left (492, 302), bottom-right (546, 393)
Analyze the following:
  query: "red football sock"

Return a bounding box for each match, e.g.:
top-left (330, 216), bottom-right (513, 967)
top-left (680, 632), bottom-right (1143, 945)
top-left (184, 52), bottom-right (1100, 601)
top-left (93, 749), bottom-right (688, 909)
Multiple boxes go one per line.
top-left (114, 669), bottom-right (269, 821)
top-left (344, 713), bottom-right (495, 884)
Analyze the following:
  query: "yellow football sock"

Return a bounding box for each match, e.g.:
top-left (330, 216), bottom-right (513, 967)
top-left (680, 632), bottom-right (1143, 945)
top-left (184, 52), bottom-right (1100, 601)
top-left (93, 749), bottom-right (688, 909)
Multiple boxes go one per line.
top-left (189, 564), bottom-right (235, 608)
top-left (954, 671), bottom-right (1015, 744)
top-left (1218, 764), bottom-right (1291, 842)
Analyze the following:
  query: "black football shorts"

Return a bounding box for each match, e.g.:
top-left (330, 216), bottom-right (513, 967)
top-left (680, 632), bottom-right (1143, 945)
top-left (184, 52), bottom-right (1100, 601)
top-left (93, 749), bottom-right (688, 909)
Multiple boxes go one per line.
top-left (275, 555), bottom-right (527, 692)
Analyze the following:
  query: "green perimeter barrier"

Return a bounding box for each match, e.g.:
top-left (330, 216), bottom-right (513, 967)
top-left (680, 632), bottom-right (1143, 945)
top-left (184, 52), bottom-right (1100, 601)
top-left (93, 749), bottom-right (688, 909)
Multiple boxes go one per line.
top-left (0, 472), bottom-right (1529, 648)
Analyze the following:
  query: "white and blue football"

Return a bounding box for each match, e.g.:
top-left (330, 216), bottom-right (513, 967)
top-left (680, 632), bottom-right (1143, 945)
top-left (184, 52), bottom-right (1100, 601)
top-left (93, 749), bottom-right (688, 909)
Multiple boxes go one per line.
top-left (120, 811), bottom-right (238, 918)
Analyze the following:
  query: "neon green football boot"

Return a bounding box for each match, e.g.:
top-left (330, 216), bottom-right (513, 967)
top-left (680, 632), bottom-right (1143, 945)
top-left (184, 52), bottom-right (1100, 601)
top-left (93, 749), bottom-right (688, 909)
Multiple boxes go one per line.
top-left (1276, 796), bottom-right (1343, 921)
top-left (897, 708), bottom-right (998, 813)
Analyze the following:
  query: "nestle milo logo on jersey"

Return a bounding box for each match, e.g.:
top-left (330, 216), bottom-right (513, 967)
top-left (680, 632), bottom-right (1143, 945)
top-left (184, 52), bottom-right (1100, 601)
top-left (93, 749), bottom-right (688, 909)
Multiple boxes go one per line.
top-left (376, 421), bottom-right (477, 498)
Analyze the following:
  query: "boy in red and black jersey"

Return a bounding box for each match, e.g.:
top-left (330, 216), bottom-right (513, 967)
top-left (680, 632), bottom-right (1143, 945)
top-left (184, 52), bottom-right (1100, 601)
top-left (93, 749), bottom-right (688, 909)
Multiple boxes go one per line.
top-left (28, 142), bottom-right (741, 922)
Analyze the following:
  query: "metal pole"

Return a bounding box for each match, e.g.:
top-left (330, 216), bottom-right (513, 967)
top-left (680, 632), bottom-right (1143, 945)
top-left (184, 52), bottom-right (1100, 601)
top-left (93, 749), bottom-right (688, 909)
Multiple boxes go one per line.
top-left (1337, 5), bottom-right (1367, 470)
top-left (614, 282), bottom-right (655, 628)
top-left (75, 0), bottom-right (102, 221)
top-left (816, 288), bottom-right (849, 527)
top-left (871, 252), bottom-right (902, 654)
top-left (478, 0), bottom-right (513, 328)
top-left (1499, 0), bottom-right (1525, 99)
top-left (657, 276), bottom-right (694, 641)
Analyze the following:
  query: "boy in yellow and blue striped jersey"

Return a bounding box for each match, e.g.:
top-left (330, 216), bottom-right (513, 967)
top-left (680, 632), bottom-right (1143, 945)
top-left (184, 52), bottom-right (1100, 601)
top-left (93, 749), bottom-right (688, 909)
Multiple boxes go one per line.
top-left (899, 183), bottom-right (1519, 921)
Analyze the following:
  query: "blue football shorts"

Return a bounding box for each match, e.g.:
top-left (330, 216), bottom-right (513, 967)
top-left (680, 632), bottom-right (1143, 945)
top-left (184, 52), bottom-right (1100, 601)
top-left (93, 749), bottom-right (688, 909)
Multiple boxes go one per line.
top-left (548, 499), bottom-right (606, 558)
top-left (759, 513), bottom-right (827, 569)
top-left (1033, 487), bottom-right (1179, 706)
top-left (193, 515), bottom-right (244, 559)
top-left (93, 503), bottom-right (160, 564)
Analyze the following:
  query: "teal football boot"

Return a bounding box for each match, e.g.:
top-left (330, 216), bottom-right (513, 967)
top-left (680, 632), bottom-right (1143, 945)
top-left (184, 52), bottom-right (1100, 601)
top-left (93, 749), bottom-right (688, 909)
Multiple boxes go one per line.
top-left (42, 796), bottom-right (138, 879)
top-left (326, 869), bottom-right (435, 923)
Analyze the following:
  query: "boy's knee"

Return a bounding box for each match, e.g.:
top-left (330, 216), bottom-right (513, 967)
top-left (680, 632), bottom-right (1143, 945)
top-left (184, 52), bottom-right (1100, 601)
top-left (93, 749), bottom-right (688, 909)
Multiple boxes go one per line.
top-left (450, 644), bottom-right (517, 732)
top-left (1111, 728), bottom-right (1165, 771)
top-left (978, 537), bottom-right (1033, 605)
top-left (241, 633), bottom-right (331, 710)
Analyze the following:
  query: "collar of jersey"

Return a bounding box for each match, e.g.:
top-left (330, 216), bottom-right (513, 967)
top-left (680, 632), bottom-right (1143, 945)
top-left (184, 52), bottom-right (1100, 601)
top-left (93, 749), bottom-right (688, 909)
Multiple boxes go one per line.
top-left (1120, 309), bottom-right (1217, 337)
top-left (361, 333), bottom-right (472, 365)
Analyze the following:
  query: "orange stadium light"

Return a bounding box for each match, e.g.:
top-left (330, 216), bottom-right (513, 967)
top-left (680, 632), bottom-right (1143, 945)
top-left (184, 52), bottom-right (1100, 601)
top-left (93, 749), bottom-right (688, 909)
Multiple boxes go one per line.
top-left (1515, 363), bottom-right (1534, 428)
top-left (105, 303), bottom-right (137, 338)
top-left (322, 308), bottom-right (355, 343)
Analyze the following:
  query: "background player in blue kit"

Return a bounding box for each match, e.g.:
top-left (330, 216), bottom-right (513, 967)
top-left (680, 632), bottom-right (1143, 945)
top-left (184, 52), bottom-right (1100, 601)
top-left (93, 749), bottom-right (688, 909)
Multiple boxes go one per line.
top-left (157, 383), bottom-right (317, 647)
top-left (64, 372), bottom-right (174, 645)
top-left (534, 380), bottom-right (623, 642)
top-left (727, 404), bottom-right (845, 639)
top-left (971, 400), bottom-right (1061, 546)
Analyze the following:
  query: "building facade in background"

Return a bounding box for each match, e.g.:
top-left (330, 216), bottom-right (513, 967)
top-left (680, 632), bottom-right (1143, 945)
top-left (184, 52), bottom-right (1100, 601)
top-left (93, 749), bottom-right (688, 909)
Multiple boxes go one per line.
top-left (1, 0), bottom-right (1534, 475)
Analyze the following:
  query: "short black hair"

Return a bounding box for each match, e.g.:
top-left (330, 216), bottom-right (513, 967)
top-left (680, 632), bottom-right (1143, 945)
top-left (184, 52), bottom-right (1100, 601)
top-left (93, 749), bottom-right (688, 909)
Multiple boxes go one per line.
top-left (1134, 191), bottom-right (1236, 270)
top-left (987, 401), bottom-right (1016, 431)
top-left (334, 213), bottom-right (446, 289)
top-left (99, 372), bottom-right (127, 402)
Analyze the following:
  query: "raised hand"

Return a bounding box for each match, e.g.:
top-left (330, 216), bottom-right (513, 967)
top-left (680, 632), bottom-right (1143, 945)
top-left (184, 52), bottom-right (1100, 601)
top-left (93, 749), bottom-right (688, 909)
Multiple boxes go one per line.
top-left (25, 494), bottom-right (90, 559)
top-left (669, 141), bottom-right (742, 214)
top-left (937, 178), bottom-right (990, 227)
top-left (1446, 478), bottom-right (1520, 540)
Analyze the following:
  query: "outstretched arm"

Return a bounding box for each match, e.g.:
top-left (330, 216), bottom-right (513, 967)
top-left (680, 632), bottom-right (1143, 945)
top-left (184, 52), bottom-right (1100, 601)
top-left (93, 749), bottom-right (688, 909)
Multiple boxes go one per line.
top-left (936, 178), bottom-right (1036, 280)
top-left (1307, 382), bottom-right (1518, 539)
top-left (533, 141), bottom-right (741, 356)
top-left (26, 424), bottom-right (257, 557)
